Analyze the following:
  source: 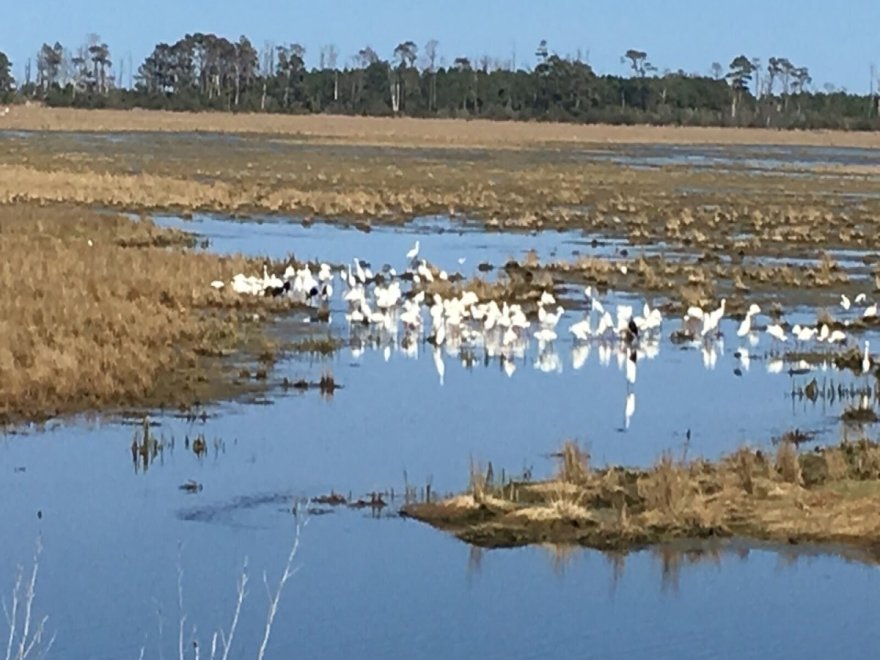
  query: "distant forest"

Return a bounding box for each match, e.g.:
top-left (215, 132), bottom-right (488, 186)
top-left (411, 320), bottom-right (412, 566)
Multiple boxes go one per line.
top-left (2, 35), bottom-right (880, 130)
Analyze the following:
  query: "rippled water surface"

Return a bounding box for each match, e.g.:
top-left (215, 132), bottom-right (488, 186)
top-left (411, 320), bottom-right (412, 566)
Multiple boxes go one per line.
top-left (3, 208), bottom-right (880, 659)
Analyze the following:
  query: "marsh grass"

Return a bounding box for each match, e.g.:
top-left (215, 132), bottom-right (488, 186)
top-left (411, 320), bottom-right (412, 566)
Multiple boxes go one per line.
top-left (288, 336), bottom-right (340, 355)
top-left (404, 440), bottom-right (880, 554)
top-left (0, 204), bottom-right (278, 424)
top-left (731, 446), bottom-right (758, 494)
top-left (555, 440), bottom-right (591, 485)
top-left (775, 441), bottom-right (803, 485)
top-left (7, 108), bottom-right (880, 148)
top-left (641, 452), bottom-right (688, 516)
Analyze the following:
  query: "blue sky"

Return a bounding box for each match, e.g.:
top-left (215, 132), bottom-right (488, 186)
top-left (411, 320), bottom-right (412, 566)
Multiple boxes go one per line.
top-left (2, 0), bottom-right (878, 92)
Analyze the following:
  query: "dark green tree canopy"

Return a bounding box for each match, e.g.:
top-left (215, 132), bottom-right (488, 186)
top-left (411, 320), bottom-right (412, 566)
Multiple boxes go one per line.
top-left (5, 33), bottom-right (877, 130)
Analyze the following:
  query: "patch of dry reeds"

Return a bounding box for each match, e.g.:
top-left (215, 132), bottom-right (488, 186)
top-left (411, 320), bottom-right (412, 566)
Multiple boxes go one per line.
top-left (0, 203), bottom-right (274, 423)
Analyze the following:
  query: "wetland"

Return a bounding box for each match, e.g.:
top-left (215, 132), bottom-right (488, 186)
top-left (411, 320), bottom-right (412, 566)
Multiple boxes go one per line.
top-left (2, 111), bottom-right (880, 659)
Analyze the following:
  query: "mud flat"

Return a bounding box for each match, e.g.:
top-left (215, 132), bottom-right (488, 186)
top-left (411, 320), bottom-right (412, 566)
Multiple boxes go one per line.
top-left (402, 441), bottom-right (880, 559)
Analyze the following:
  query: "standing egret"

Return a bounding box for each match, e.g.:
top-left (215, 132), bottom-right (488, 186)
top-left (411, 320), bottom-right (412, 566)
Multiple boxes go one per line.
top-left (569, 316), bottom-right (592, 341)
top-left (855, 293), bottom-right (867, 305)
top-left (737, 303), bottom-right (760, 337)
top-left (766, 323), bottom-right (787, 345)
top-left (863, 341), bottom-right (871, 375)
top-left (828, 329), bottom-right (847, 344)
top-left (864, 303), bottom-right (878, 319)
top-left (840, 294), bottom-right (851, 311)
top-left (406, 240), bottom-right (420, 261)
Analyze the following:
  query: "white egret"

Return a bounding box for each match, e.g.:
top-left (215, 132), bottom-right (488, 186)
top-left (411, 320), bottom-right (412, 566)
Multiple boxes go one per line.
top-left (766, 323), bottom-right (787, 345)
top-left (406, 240), bottom-right (420, 261)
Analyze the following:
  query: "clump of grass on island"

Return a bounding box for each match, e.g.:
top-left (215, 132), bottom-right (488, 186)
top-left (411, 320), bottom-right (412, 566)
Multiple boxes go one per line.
top-left (0, 203), bottom-right (289, 425)
top-left (288, 336), bottom-right (341, 355)
top-left (402, 439), bottom-right (880, 558)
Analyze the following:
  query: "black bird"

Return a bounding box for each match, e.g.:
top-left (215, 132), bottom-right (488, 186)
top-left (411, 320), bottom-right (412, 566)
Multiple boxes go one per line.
top-left (628, 317), bottom-right (639, 337)
top-left (624, 317), bottom-right (640, 345)
top-left (264, 280), bottom-right (291, 297)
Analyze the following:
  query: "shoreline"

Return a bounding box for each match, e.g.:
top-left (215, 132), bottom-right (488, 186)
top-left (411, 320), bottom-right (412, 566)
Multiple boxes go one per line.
top-left (401, 441), bottom-right (880, 561)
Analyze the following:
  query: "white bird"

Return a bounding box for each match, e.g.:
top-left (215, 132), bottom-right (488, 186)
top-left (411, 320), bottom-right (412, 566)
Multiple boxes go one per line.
top-left (701, 298), bottom-right (726, 337)
top-left (864, 303), bottom-right (877, 319)
top-left (354, 259), bottom-right (367, 284)
top-left (569, 316), bottom-right (592, 341)
top-left (596, 311), bottom-right (614, 338)
top-left (855, 293), bottom-right (867, 305)
top-left (538, 305), bottom-right (565, 329)
top-left (539, 291), bottom-right (556, 307)
top-left (840, 294), bottom-right (851, 311)
top-left (863, 341), bottom-right (871, 375)
top-left (406, 240), bottom-right (420, 261)
top-left (817, 324), bottom-right (830, 342)
top-left (828, 329), bottom-right (847, 344)
top-left (766, 323), bottom-right (787, 344)
top-left (737, 303), bottom-right (760, 337)
top-left (794, 325), bottom-right (816, 343)
top-left (210, 280), bottom-right (225, 290)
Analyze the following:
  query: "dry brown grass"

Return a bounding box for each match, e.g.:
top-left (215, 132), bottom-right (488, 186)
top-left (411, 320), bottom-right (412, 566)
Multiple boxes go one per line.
top-left (775, 441), bottom-right (803, 485)
top-left (640, 452), bottom-right (689, 516)
top-left (402, 440), bottom-right (880, 557)
top-left (5, 107), bottom-right (880, 149)
top-left (2, 114), bottom-right (879, 315)
top-left (555, 440), bottom-right (591, 485)
top-left (0, 203), bottom-right (282, 424)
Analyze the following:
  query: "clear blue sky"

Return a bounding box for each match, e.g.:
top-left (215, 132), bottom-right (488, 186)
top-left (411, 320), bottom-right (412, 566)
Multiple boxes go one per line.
top-left (2, 0), bottom-right (878, 92)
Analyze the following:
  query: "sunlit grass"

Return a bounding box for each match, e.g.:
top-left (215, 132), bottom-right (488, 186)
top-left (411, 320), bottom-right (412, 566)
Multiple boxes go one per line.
top-left (0, 204), bottom-right (282, 424)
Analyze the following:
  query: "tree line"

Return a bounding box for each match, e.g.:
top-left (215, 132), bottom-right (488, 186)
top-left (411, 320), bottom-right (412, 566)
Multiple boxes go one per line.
top-left (1, 34), bottom-right (880, 130)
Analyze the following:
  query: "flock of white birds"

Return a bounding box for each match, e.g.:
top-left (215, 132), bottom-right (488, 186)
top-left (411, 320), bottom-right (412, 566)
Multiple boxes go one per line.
top-left (211, 239), bottom-right (877, 426)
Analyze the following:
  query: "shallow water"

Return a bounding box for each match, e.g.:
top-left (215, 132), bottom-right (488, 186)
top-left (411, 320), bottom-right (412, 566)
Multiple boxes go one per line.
top-left (3, 211), bottom-right (880, 658)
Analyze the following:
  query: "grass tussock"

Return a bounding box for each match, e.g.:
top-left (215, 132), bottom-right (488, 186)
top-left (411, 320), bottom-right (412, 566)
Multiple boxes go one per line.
top-left (288, 336), bottom-right (340, 355)
top-left (0, 204), bottom-right (277, 424)
top-left (555, 440), bottom-right (591, 485)
top-left (775, 441), bottom-right (803, 485)
top-left (402, 440), bottom-right (880, 556)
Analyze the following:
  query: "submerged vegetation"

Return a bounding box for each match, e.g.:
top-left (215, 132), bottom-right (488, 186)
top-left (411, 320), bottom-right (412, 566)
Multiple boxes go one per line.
top-left (0, 204), bottom-right (291, 425)
top-left (402, 439), bottom-right (880, 558)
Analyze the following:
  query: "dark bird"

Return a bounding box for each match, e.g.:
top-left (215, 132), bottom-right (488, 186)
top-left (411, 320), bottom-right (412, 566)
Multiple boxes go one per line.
top-left (264, 280), bottom-right (291, 297)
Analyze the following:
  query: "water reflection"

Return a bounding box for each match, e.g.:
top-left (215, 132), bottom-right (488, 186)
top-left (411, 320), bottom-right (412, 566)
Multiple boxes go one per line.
top-left (469, 538), bottom-right (880, 596)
